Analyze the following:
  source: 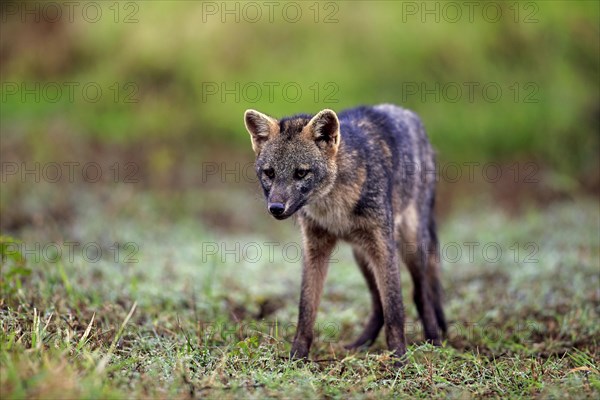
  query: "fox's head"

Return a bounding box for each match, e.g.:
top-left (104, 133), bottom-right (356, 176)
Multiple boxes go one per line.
top-left (244, 109), bottom-right (340, 220)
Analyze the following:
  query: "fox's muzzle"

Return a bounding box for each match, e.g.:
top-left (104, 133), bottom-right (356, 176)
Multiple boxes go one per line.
top-left (268, 202), bottom-right (285, 217)
top-left (266, 198), bottom-right (307, 220)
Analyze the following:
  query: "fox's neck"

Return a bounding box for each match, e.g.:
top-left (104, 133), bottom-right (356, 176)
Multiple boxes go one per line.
top-left (302, 142), bottom-right (366, 233)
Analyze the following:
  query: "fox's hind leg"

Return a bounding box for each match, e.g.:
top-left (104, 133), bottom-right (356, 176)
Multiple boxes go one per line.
top-left (426, 217), bottom-right (447, 335)
top-left (344, 248), bottom-right (384, 350)
top-left (399, 216), bottom-right (444, 344)
top-left (350, 229), bottom-right (407, 358)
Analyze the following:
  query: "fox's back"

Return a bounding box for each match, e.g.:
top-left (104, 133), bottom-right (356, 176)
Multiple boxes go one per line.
top-left (335, 104), bottom-right (436, 217)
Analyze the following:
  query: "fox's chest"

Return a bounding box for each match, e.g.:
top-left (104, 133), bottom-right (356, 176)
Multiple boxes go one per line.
top-left (301, 201), bottom-right (356, 236)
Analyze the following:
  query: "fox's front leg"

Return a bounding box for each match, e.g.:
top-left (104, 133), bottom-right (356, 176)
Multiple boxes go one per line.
top-left (290, 222), bottom-right (337, 359)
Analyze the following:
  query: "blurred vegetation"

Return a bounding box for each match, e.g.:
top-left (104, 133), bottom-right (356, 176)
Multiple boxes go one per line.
top-left (1, 1), bottom-right (598, 183)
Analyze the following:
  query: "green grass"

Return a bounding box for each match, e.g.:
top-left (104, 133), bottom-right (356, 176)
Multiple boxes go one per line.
top-left (1, 188), bottom-right (598, 399)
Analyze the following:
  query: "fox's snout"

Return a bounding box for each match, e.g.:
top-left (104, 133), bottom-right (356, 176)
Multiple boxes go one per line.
top-left (268, 202), bottom-right (286, 217)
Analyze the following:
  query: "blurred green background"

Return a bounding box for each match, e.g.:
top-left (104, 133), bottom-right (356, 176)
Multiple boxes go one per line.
top-left (1, 0), bottom-right (599, 229)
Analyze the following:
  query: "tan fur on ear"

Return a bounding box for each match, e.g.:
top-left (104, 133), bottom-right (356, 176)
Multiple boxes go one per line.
top-left (304, 109), bottom-right (340, 155)
top-left (244, 109), bottom-right (279, 154)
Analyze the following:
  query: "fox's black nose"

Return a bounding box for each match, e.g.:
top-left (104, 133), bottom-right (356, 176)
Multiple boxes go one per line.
top-left (268, 202), bottom-right (285, 216)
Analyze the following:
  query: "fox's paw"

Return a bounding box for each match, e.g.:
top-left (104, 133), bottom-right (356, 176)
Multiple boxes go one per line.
top-left (344, 318), bottom-right (382, 350)
top-left (290, 340), bottom-right (310, 361)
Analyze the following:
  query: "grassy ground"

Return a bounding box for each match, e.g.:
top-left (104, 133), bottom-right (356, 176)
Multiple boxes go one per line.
top-left (1, 185), bottom-right (598, 399)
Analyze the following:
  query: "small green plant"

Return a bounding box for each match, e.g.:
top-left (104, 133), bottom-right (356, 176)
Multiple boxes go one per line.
top-left (0, 235), bottom-right (31, 297)
top-left (233, 335), bottom-right (260, 358)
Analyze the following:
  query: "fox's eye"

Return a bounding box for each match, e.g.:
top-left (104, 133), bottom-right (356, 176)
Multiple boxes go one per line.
top-left (263, 168), bottom-right (275, 179)
top-left (294, 169), bottom-right (310, 180)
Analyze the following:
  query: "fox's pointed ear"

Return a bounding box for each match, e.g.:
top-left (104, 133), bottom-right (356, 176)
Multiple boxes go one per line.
top-left (305, 109), bottom-right (340, 155)
top-left (244, 109), bottom-right (279, 155)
